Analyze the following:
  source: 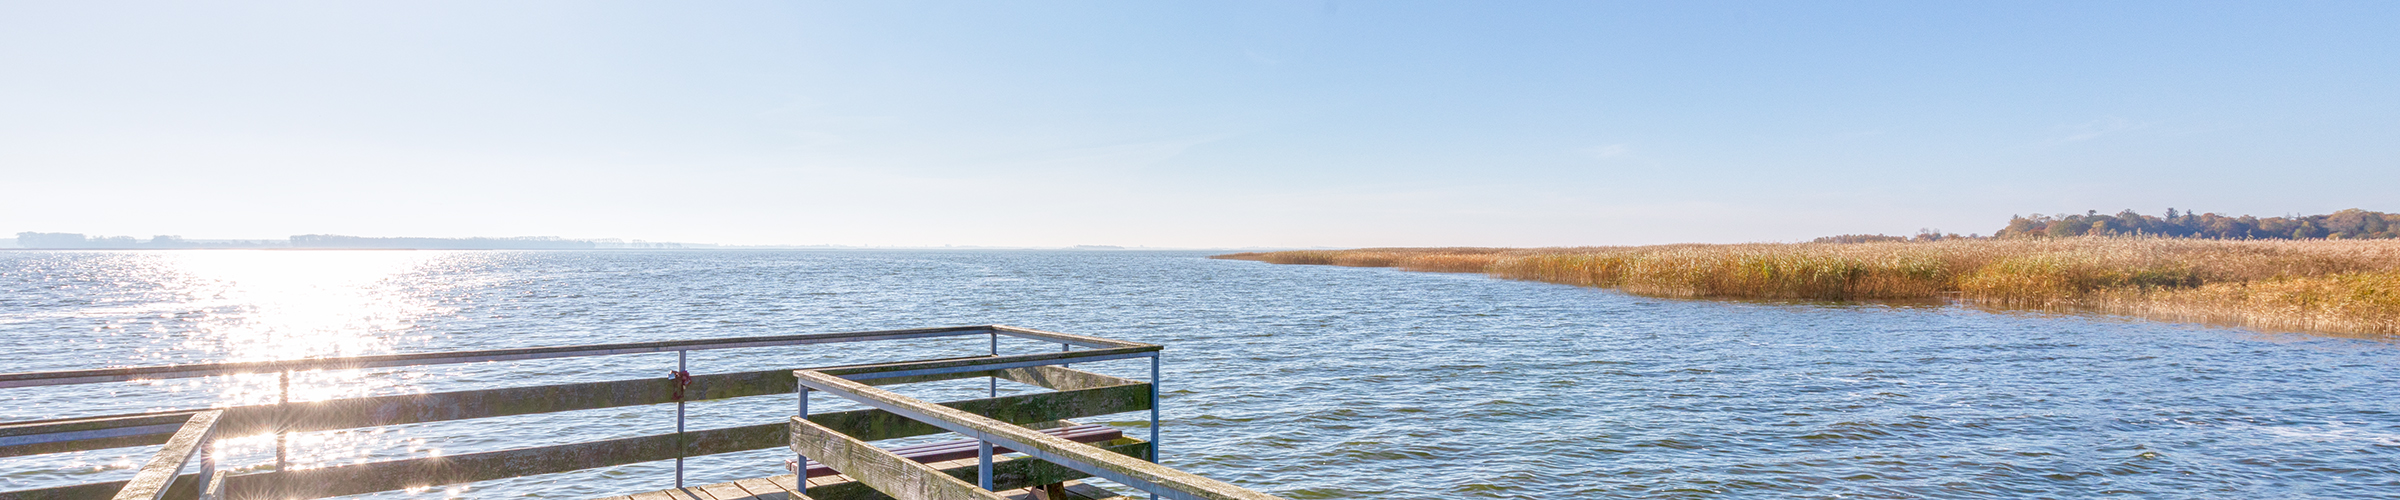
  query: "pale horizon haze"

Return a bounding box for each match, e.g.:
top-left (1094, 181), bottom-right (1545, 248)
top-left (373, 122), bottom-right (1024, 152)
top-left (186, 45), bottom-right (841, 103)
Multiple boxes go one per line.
top-left (4, 1), bottom-right (2396, 247)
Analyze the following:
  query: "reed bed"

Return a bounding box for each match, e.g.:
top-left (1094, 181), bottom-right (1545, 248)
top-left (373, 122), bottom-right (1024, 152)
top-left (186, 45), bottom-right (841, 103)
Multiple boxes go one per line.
top-left (1212, 238), bottom-right (2400, 336)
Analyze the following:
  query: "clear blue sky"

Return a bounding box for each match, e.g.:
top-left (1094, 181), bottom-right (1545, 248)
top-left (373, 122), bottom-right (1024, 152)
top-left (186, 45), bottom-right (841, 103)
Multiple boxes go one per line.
top-left (4, 1), bottom-right (2395, 247)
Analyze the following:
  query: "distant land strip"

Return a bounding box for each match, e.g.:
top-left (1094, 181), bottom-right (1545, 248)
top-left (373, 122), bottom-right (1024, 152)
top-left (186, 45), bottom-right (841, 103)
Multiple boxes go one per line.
top-left (1214, 210), bottom-right (2400, 337)
top-left (7, 232), bottom-right (693, 250)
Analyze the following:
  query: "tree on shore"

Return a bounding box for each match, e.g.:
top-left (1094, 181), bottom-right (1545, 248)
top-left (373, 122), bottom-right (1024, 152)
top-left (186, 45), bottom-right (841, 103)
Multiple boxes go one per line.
top-left (1992, 208), bottom-right (2400, 239)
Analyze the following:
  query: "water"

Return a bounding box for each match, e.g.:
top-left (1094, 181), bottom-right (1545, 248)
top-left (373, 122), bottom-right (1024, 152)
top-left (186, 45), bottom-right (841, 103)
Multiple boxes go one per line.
top-left (3, 250), bottom-right (2396, 499)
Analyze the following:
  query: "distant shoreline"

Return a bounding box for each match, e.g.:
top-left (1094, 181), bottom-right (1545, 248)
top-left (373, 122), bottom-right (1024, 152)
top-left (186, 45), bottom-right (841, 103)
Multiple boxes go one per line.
top-left (1214, 238), bottom-right (2400, 337)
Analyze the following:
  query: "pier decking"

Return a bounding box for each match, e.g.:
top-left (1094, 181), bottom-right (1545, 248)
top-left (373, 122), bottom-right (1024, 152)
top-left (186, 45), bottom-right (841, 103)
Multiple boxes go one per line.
top-left (0, 326), bottom-right (1284, 500)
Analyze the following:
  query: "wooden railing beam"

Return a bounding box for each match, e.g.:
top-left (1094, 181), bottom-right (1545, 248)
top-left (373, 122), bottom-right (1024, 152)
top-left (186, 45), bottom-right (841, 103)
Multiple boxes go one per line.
top-left (111, 411), bottom-right (218, 500)
top-left (795, 371), bottom-right (1284, 500)
top-left (0, 326), bottom-right (1006, 388)
top-left (2, 364), bottom-right (1137, 457)
top-left (804, 438), bottom-right (1152, 500)
top-left (1, 383), bottom-right (1151, 500)
top-left (790, 418), bottom-right (1007, 500)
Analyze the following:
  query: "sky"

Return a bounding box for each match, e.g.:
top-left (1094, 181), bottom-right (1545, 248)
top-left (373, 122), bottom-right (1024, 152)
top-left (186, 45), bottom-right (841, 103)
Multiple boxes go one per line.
top-left (3, 1), bottom-right (2396, 248)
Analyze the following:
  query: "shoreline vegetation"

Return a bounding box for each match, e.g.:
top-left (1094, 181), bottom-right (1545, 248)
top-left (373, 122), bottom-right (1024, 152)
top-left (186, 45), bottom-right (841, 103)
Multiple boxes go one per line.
top-left (1211, 238), bottom-right (2400, 337)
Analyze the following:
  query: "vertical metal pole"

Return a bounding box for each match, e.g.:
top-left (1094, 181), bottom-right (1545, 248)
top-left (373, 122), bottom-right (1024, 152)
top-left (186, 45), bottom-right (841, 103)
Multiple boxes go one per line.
top-left (675, 350), bottom-right (686, 489)
top-left (275, 370), bottom-right (288, 472)
top-left (1149, 353), bottom-right (1162, 500)
top-left (197, 434), bottom-right (216, 500)
top-left (796, 387), bottom-right (810, 477)
top-left (988, 332), bottom-right (999, 398)
top-left (984, 329), bottom-right (1003, 490)
top-left (1142, 350), bottom-right (1161, 456)
top-left (981, 332), bottom-right (999, 490)
top-left (977, 441), bottom-right (994, 490)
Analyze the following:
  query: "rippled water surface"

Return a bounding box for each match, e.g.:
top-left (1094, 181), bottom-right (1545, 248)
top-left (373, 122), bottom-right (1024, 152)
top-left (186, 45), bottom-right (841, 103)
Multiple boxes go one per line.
top-left (3, 250), bottom-right (2396, 498)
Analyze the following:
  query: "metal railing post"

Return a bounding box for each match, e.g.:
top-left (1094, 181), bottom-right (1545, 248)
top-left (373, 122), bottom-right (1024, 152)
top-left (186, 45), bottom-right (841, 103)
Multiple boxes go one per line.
top-left (195, 433), bottom-right (216, 500)
top-left (982, 332), bottom-right (998, 490)
top-left (1150, 352), bottom-right (1163, 500)
top-left (674, 350), bottom-right (687, 489)
top-left (977, 441), bottom-right (995, 490)
top-left (796, 386), bottom-right (810, 475)
top-left (989, 332), bottom-right (999, 397)
top-left (276, 370), bottom-right (288, 472)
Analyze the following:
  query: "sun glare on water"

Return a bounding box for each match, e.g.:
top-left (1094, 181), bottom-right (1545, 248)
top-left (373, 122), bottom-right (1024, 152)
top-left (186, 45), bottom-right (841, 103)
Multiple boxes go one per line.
top-left (140, 250), bottom-right (466, 473)
top-left (165, 250), bottom-right (446, 366)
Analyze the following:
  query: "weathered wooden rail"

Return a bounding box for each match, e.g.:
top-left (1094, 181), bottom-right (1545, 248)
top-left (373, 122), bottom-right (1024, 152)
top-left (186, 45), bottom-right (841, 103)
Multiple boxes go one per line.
top-left (0, 325), bottom-right (1285, 500)
top-left (793, 371), bottom-right (1277, 500)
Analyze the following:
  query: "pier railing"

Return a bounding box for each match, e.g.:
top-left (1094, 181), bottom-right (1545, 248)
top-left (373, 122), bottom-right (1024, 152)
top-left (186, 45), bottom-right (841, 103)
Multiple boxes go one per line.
top-left (110, 411), bottom-right (219, 500)
top-left (0, 325), bottom-right (1275, 500)
top-left (794, 369), bottom-right (1278, 500)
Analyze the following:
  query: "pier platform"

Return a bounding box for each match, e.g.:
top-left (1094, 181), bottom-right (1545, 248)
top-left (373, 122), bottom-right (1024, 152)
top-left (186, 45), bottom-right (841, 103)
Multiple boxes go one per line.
top-left (0, 325), bottom-right (1280, 500)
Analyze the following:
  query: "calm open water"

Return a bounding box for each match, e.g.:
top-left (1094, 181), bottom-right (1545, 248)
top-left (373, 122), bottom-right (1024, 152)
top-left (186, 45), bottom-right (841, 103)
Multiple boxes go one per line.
top-left (2, 250), bottom-right (2396, 499)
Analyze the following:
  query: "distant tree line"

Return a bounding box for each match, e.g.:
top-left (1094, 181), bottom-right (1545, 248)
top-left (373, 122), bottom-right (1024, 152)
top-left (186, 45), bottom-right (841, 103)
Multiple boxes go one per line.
top-left (1808, 208), bottom-right (2400, 243)
top-left (1994, 208), bottom-right (2400, 239)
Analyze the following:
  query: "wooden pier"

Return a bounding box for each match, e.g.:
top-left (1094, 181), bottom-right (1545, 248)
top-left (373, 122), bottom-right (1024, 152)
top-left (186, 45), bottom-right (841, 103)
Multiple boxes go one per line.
top-left (0, 326), bottom-right (1286, 500)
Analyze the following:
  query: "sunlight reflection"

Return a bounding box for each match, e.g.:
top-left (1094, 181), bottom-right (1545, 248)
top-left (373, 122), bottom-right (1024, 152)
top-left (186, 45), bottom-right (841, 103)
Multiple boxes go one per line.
top-left (167, 250), bottom-right (444, 363)
top-left (155, 251), bottom-right (457, 404)
top-left (136, 251), bottom-right (459, 475)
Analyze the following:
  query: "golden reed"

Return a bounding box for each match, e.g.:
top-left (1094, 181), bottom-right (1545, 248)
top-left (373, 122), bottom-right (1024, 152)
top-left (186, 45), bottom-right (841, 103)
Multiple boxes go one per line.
top-left (1213, 238), bottom-right (2400, 337)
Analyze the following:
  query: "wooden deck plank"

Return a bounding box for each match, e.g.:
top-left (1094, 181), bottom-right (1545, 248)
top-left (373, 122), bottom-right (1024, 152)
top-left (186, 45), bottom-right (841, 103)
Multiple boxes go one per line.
top-left (764, 474), bottom-right (806, 495)
top-left (624, 488), bottom-right (708, 500)
top-left (998, 481), bottom-right (1125, 500)
top-left (625, 487), bottom-right (718, 500)
top-left (697, 481), bottom-right (754, 500)
top-left (1062, 482), bottom-right (1127, 500)
top-left (733, 477), bottom-right (793, 500)
top-left (805, 472), bottom-right (856, 489)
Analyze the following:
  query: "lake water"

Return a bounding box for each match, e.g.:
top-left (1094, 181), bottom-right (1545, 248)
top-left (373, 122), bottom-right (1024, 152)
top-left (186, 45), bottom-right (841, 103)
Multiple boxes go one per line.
top-left (2, 250), bottom-right (2395, 499)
